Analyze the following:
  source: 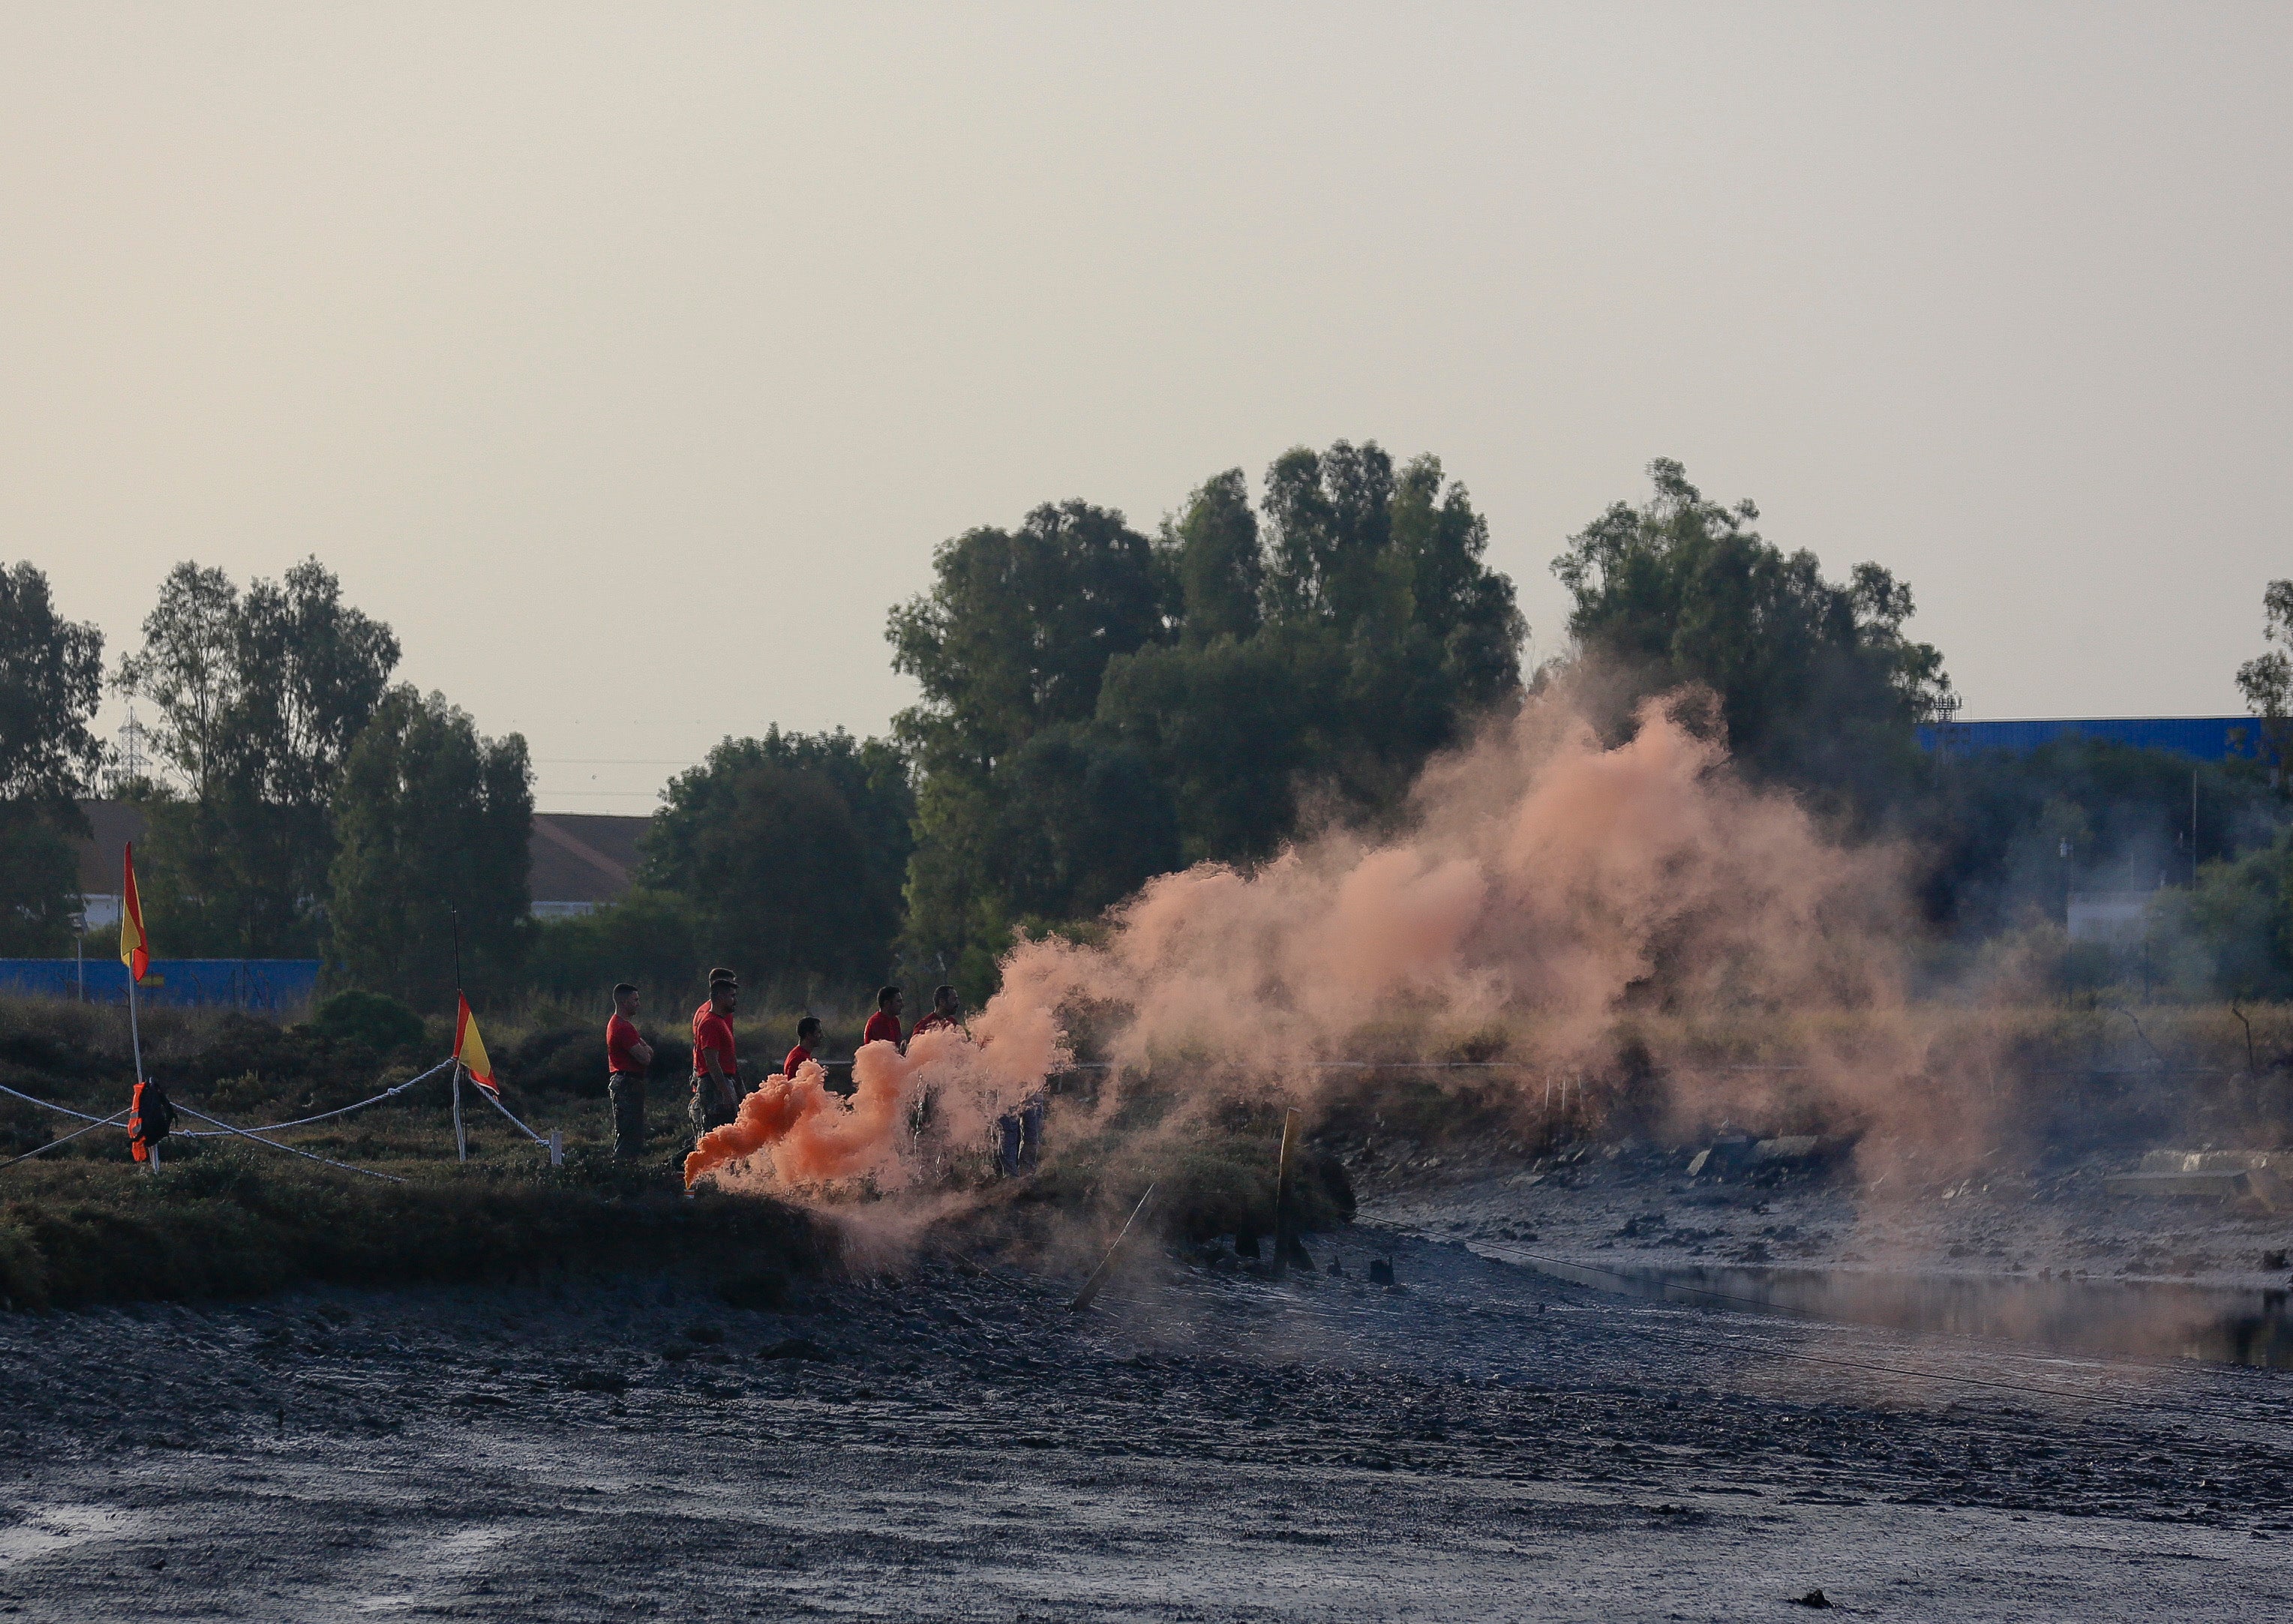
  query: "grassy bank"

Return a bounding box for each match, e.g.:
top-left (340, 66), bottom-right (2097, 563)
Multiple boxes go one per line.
top-left (0, 1153), bottom-right (827, 1313)
top-left (8, 992), bottom-right (2291, 1310)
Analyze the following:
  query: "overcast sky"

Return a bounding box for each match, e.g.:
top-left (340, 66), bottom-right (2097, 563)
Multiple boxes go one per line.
top-left (5, 3), bottom-right (2288, 813)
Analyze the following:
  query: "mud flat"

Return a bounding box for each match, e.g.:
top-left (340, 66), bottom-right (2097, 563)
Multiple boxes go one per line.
top-left (1368, 1142), bottom-right (2293, 1291)
top-left (3, 1206), bottom-right (2290, 1622)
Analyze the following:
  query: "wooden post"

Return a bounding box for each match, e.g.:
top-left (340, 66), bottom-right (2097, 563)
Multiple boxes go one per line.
top-left (1068, 1183), bottom-right (1157, 1312)
top-left (1273, 1106), bottom-right (1301, 1277)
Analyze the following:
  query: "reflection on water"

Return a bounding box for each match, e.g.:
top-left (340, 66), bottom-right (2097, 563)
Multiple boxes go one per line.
top-left (1519, 1254), bottom-right (2293, 1368)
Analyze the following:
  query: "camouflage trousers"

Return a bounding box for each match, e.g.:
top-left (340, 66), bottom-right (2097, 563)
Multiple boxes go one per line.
top-left (607, 1072), bottom-right (647, 1160)
top-left (689, 1078), bottom-right (740, 1145)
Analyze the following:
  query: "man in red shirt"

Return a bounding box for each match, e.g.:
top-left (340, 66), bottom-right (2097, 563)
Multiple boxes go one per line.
top-left (784, 1016), bottom-right (822, 1078)
top-left (862, 985), bottom-right (905, 1051)
top-left (605, 982), bottom-right (654, 1160)
top-left (911, 984), bottom-right (962, 1038)
top-left (689, 970), bottom-right (743, 1143)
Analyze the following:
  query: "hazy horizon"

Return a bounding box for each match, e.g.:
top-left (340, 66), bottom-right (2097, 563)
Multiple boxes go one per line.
top-left (6, 3), bottom-right (2287, 813)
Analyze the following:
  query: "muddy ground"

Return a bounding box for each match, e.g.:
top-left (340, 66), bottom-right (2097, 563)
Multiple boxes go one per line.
top-left (5, 1168), bottom-right (2293, 1622)
top-left (1364, 1143), bottom-right (2293, 1292)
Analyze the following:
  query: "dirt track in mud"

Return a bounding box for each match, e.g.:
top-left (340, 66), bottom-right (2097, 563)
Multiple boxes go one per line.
top-left (3, 1195), bottom-right (2292, 1622)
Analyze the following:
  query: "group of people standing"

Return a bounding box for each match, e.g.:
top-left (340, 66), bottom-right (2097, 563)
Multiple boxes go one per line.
top-left (599, 974), bottom-right (1040, 1175)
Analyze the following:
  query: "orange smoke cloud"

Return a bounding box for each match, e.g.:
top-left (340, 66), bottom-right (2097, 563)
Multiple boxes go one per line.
top-left (683, 1022), bottom-right (1067, 1190)
top-left (691, 683), bottom-right (1980, 1196)
top-left (971, 686), bottom-right (1967, 1161)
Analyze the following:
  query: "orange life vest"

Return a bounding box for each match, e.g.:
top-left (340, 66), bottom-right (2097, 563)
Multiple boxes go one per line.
top-left (126, 1079), bottom-right (173, 1163)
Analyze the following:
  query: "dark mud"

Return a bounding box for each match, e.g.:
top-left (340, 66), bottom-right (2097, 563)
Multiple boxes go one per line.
top-left (4, 1219), bottom-right (2291, 1620)
top-left (1503, 1253), bottom-right (2293, 1367)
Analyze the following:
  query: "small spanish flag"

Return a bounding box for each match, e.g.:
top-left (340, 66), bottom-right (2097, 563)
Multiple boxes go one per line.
top-left (452, 993), bottom-right (498, 1097)
top-left (120, 843), bottom-right (149, 984)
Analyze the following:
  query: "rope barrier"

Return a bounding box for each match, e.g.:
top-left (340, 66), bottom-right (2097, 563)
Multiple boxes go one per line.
top-left (173, 1104), bottom-right (407, 1183)
top-left (175, 1058), bottom-right (457, 1139)
top-left (476, 1082), bottom-right (548, 1146)
top-left (0, 1109), bottom-right (131, 1172)
top-left (0, 1058), bottom-right (561, 1175)
top-left (0, 1079), bottom-right (117, 1124)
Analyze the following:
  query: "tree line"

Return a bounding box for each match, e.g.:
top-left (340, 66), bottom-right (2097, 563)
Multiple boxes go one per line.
top-left (7, 443), bottom-right (2293, 1010)
top-left (0, 557), bottom-right (534, 1003)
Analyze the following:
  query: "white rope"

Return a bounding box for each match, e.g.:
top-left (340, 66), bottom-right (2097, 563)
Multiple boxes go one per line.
top-left (175, 1057), bottom-right (457, 1138)
top-left (0, 1108), bottom-right (131, 1172)
top-left (174, 1104), bottom-right (407, 1183)
top-left (0, 1078), bottom-right (116, 1124)
top-left (476, 1083), bottom-right (548, 1146)
top-left (3, 1060), bottom-right (453, 1144)
top-left (0, 1078), bottom-right (407, 1181)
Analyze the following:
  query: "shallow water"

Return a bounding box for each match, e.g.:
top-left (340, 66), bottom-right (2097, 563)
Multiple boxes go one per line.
top-left (1513, 1253), bottom-right (2293, 1368)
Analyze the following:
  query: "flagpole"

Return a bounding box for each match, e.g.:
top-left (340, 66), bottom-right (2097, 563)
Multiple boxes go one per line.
top-left (449, 905), bottom-right (466, 1163)
top-left (122, 842), bottom-right (154, 1172)
top-left (127, 968), bottom-right (155, 1171)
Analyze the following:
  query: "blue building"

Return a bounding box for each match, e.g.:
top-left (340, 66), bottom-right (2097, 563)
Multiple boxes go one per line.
top-left (1916, 716), bottom-right (2267, 763)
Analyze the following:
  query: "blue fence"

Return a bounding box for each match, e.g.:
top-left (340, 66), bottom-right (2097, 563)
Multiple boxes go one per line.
top-left (1916, 716), bottom-right (2266, 763)
top-left (0, 959), bottom-right (322, 1013)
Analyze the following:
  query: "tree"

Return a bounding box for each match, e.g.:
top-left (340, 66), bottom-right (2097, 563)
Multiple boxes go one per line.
top-left (891, 445), bottom-right (1526, 986)
top-left (114, 563), bottom-right (240, 800)
top-left (327, 687), bottom-right (531, 1008)
top-left (1262, 440), bottom-right (1399, 627)
top-left (0, 812), bottom-right (83, 955)
top-left (117, 559), bottom-right (400, 954)
top-left (1912, 738), bottom-right (2277, 937)
top-left (1095, 634), bottom-right (1309, 865)
top-left (983, 727), bottom-right (1178, 920)
top-left (0, 563), bottom-right (105, 953)
top-left (889, 501), bottom-right (1172, 766)
top-left (1169, 470), bottom-right (1262, 645)
top-left (2235, 578), bottom-right (2293, 774)
top-left (641, 728), bottom-right (914, 992)
top-left (2157, 833), bottom-right (2293, 1001)
top-left (890, 502), bottom-right (1173, 969)
top-left (1250, 445), bottom-right (1526, 811)
top-left (527, 887), bottom-right (702, 1010)
top-left (1553, 458), bottom-right (1951, 818)
top-left (1, 562), bottom-right (107, 814)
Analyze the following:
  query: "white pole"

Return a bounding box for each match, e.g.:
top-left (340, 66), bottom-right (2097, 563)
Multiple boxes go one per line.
top-left (127, 968), bottom-right (152, 1172)
top-left (452, 1062), bottom-right (467, 1163)
top-left (127, 966), bottom-right (144, 1088)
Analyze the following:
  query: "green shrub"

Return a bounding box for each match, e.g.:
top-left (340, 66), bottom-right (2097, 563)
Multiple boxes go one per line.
top-left (308, 989), bottom-right (425, 1055)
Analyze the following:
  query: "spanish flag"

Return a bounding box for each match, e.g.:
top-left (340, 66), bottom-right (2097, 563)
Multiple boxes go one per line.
top-left (453, 993), bottom-right (499, 1097)
top-left (119, 843), bottom-right (149, 983)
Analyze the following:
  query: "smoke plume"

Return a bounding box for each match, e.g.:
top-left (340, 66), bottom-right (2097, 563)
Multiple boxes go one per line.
top-left (686, 685), bottom-right (1979, 1194)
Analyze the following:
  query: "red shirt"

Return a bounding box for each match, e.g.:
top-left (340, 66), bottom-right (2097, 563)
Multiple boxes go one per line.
top-left (606, 1013), bottom-right (645, 1075)
top-left (783, 1043), bottom-right (812, 1078)
top-left (862, 1011), bottom-right (903, 1049)
top-left (692, 1002), bottom-right (737, 1079)
top-left (911, 1011), bottom-right (957, 1037)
